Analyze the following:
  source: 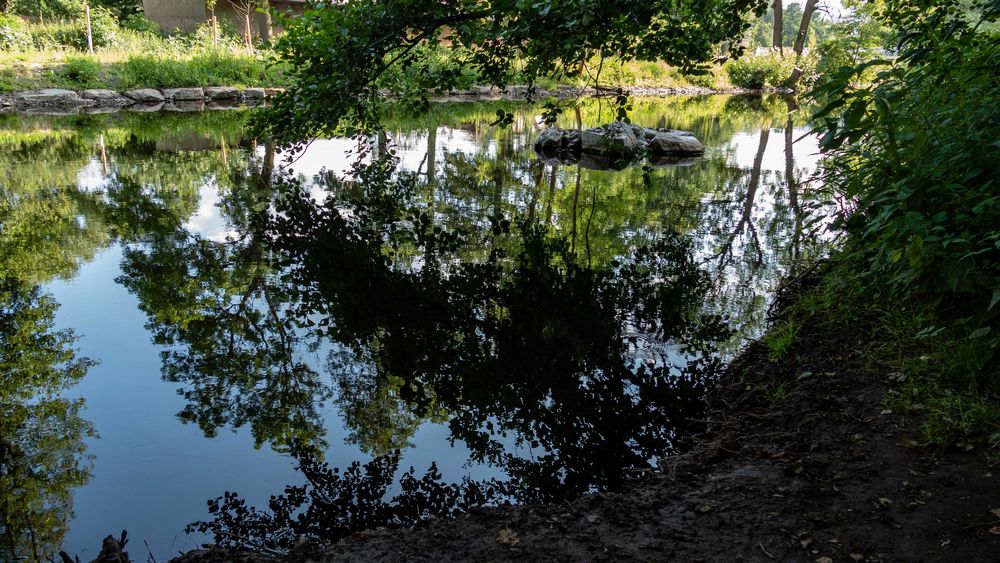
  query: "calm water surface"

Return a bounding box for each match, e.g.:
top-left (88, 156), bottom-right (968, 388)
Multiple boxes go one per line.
top-left (0, 96), bottom-right (825, 560)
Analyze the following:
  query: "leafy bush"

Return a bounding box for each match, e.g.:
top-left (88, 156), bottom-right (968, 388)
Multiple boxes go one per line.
top-left (121, 14), bottom-right (160, 35)
top-left (724, 51), bottom-right (795, 89)
top-left (812, 0), bottom-right (1000, 448)
top-left (378, 43), bottom-right (480, 95)
top-left (52, 5), bottom-right (122, 50)
top-left (117, 51), bottom-right (285, 88)
top-left (0, 14), bottom-right (32, 51)
top-left (56, 55), bottom-right (103, 88)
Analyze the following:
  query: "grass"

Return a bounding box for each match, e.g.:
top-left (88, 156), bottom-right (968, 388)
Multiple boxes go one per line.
top-left (764, 320), bottom-right (799, 361)
top-left (0, 50), bottom-right (290, 91)
top-left (0, 15), bottom-right (289, 92)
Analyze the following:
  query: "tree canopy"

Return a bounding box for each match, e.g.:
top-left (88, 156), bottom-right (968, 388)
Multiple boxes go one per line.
top-left (259, 0), bottom-right (768, 147)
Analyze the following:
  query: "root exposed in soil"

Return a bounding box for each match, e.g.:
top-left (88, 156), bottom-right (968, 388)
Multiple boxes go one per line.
top-left (175, 308), bottom-right (1000, 562)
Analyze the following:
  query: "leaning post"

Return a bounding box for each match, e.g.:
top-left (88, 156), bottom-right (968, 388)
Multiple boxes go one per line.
top-left (84, 2), bottom-right (94, 54)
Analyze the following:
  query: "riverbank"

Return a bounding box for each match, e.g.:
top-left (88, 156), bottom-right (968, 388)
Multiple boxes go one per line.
top-left (169, 266), bottom-right (1000, 562)
top-left (0, 84), bottom-right (787, 115)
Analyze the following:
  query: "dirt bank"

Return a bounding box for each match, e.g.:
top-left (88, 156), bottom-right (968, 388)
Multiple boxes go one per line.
top-left (173, 285), bottom-right (999, 562)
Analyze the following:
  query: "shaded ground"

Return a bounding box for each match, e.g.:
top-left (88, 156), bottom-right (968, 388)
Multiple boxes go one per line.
top-left (174, 296), bottom-right (1000, 562)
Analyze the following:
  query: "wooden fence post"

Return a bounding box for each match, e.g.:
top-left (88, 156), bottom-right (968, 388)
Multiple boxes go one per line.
top-left (84, 3), bottom-right (94, 54)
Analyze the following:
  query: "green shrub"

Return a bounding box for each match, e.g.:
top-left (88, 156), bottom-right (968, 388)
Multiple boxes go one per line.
top-left (680, 67), bottom-right (719, 89)
top-left (0, 67), bottom-right (16, 92)
top-left (51, 5), bottom-right (122, 50)
top-left (724, 51), bottom-right (795, 89)
top-left (117, 52), bottom-right (285, 88)
top-left (121, 14), bottom-right (160, 35)
top-left (57, 54), bottom-right (103, 88)
top-left (812, 0), bottom-right (1000, 449)
top-left (0, 14), bottom-right (32, 51)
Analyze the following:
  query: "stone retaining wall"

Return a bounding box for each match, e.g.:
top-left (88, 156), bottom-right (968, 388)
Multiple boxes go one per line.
top-left (0, 86), bottom-right (286, 115)
top-left (0, 84), bottom-right (787, 115)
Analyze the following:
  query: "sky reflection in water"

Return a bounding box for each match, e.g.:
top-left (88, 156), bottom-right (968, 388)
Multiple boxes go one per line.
top-left (0, 95), bottom-right (826, 559)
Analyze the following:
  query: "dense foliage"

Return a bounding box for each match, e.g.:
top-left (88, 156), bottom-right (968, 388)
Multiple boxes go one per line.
top-left (813, 0), bottom-right (1000, 446)
top-left (259, 0), bottom-right (769, 147)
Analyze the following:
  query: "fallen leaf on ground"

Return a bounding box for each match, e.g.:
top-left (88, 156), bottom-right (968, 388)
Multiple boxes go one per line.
top-left (816, 557), bottom-right (833, 563)
top-left (989, 526), bottom-right (1000, 536)
top-left (991, 508), bottom-right (1000, 518)
top-left (496, 528), bottom-right (519, 546)
top-left (849, 554), bottom-right (864, 561)
top-left (586, 514), bottom-right (600, 523)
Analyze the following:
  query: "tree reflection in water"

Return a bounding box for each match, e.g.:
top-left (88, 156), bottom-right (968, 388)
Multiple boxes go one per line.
top-left (189, 148), bottom-right (733, 551)
top-left (0, 281), bottom-right (95, 561)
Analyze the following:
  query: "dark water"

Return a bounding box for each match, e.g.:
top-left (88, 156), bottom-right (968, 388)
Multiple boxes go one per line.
top-left (0, 96), bottom-right (825, 560)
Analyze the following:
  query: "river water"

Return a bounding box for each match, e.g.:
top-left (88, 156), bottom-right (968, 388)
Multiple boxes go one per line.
top-left (0, 95), bottom-right (824, 560)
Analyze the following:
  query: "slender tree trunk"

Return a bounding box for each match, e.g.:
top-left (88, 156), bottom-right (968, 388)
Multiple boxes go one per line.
top-left (244, 13), bottom-right (253, 51)
top-left (788, 0), bottom-right (819, 85)
top-left (0, 1), bottom-right (9, 15)
top-left (772, 0), bottom-right (783, 53)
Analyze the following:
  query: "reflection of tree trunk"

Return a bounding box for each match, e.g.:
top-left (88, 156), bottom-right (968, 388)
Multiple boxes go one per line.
top-left (98, 134), bottom-right (108, 176)
top-left (377, 131), bottom-right (388, 160)
top-left (425, 127), bottom-right (437, 267)
top-left (570, 165), bottom-right (581, 253)
top-left (220, 135), bottom-right (229, 166)
top-left (788, 0), bottom-right (819, 85)
top-left (544, 164), bottom-right (557, 224)
top-left (784, 100), bottom-right (797, 213)
top-left (717, 126), bottom-right (770, 268)
top-left (426, 126), bottom-right (437, 183)
top-left (262, 141), bottom-right (275, 190)
top-left (585, 183), bottom-right (596, 267)
top-left (492, 164), bottom-right (504, 218)
top-left (528, 160), bottom-right (543, 224)
top-left (772, 0), bottom-right (783, 53)
top-left (743, 127), bottom-right (770, 232)
top-left (784, 102), bottom-right (802, 269)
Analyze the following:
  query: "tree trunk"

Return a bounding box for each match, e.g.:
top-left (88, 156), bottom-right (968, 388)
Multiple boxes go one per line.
top-left (788, 0), bottom-right (819, 85)
top-left (0, 1), bottom-right (9, 15)
top-left (772, 0), bottom-right (783, 53)
top-left (245, 13), bottom-right (253, 51)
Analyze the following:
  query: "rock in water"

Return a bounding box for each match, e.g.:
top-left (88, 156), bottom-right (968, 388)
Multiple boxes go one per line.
top-left (580, 122), bottom-right (638, 157)
top-left (534, 127), bottom-right (565, 152)
top-left (124, 88), bottom-right (165, 103)
top-left (15, 89), bottom-right (85, 107)
top-left (648, 131), bottom-right (705, 156)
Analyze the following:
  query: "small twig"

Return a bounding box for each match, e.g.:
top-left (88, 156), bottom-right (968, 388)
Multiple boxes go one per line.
top-left (963, 518), bottom-right (1000, 529)
top-left (213, 531), bottom-right (287, 557)
top-left (758, 543), bottom-right (775, 559)
top-left (145, 540), bottom-right (158, 563)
